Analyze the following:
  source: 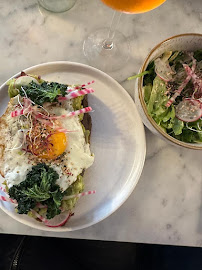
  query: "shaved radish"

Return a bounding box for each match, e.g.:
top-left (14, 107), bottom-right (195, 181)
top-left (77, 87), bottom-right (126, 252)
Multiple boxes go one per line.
top-left (45, 211), bottom-right (72, 227)
top-left (11, 109), bottom-right (27, 117)
top-left (11, 98), bottom-right (32, 117)
top-left (166, 74), bottom-right (191, 107)
top-left (68, 81), bottom-right (95, 91)
top-left (35, 107), bottom-right (92, 121)
top-left (55, 128), bottom-right (78, 133)
top-left (0, 186), bottom-right (6, 193)
top-left (175, 98), bottom-right (202, 122)
top-left (63, 190), bottom-right (96, 200)
top-left (48, 107), bottom-right (92, 120)
top-left (36, 203), bottom-right (47, 209)
top-left (58, 88), bottom-right (94, 101)
top-left (15, 75), bottom-right (40, 87)
top-left (31, 210), bottom-right (71, 227)
top-left (0, 195), bottom-right (17, 204)
top-left (31, 209), bottom-right (47, 223)
top-left (81, 80), bottom-right (95, 88)
top-left (66, 87), bottom-right (76, 93)
top-left (154, 58), bottom-right (174, 82)
top-left (23, 97), bottom-right (32, 108)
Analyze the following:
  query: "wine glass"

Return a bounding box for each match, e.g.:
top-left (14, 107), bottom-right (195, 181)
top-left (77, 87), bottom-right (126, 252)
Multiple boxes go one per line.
top-left (83, 0), bottom-right (166, 72)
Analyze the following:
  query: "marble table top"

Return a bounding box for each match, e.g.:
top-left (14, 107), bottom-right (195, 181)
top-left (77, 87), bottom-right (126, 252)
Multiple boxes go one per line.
top-left (0, 0), bottom-right (202, 247)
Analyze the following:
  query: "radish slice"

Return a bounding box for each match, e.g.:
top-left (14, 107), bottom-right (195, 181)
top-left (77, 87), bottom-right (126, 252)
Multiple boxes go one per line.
top-left (175, 98), bottom-right (202, 122)
top-left (15, 76), bottom-right (39, 88)
top-left (0, 196), bottom-right (17, 204)
top-left (154, 58), bottom-right (174, 82)
top-left (58, 88), bottom-right (94, 101)
top-left (45, 211), bottom-right (72, 227)
top-left (166, 74), bottom-right (191, 107)
top-left (81, 80), bottom-right (95, 88)
top-left (36, 203), bottom-right (47, 209)
top-left (48, 107), bottom-right (92, 120)
top-left (63, 190), bottom-right (96, 200)
top-left (0, 186), bottom-right (6, 193)
top-left (11, 109), bottom-right (25, 117)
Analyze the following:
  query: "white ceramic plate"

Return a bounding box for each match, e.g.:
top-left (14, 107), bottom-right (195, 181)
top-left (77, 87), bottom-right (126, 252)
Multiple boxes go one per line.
top-left (0, 61), bottom-right (146, 231)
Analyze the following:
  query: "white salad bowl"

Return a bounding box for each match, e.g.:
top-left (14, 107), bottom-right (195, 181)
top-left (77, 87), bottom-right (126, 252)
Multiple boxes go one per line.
top-left (134, 33), bottom-right (202, 150)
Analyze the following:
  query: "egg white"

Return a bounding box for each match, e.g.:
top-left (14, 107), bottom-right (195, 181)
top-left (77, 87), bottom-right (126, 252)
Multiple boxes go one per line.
top-left (3, 95), bottom-right (94, 192)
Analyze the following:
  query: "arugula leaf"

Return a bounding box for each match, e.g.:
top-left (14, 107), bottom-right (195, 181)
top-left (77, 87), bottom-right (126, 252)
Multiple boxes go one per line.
top-left (179, 119), bottom-right (202, 142)
top-left (20, 81), bottom-right (67, 105)
top-left (193, 49), bottom-right (202, 61)
top-left (147, 76), bottom-right (168, 115)
top-left (173, 128), bottom-right (198, 143)
top-left (143, 61), bottom-right (155, 86)
top-left (142, 84), bottom-right (152, 104)
top-left (145, 76), bottom-right (176, 134)
top-left (172, 118), bottom-right (184, 136)
top-left (9, 163), bottom-right (64, 219)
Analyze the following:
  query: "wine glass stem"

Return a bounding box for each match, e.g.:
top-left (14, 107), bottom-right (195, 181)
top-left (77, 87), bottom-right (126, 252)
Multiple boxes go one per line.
top-left (102, 11), bottom-right (122, 50)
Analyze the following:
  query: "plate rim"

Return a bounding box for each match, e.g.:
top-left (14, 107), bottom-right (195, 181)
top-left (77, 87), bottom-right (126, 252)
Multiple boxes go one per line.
top-left (0, 61), bottom-right (146, 232)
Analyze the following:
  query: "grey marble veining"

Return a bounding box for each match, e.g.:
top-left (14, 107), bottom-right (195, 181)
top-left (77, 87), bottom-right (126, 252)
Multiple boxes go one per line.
top-left (0, 0), bottom-right (202, 247)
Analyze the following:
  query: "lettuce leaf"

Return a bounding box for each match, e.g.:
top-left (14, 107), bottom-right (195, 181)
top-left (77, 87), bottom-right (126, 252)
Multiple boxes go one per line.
top-left (146, 76), bottom-right (175, 127)
top-left (174, 119), bottom-right (202, 143)
top-left (143, 84), bottom-right (152, 104)
top-left (144, 76), bottom-right (202, 143)
top-left (172, 118), bottom-right (184, 136)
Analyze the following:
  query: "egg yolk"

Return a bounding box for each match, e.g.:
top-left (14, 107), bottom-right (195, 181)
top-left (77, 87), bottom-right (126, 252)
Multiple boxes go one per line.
top-left (30, 132), bottom-right (67, 160)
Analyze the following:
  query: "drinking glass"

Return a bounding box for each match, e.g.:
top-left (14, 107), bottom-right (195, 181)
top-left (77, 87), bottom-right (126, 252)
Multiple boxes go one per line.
top-left (38, 0), bottom-right (77, 13)
top-left (83, 0), bottom-right (166, 72)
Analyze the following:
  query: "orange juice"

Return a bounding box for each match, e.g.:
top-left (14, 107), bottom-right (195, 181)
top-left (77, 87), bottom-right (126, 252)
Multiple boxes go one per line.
top-left (101, 0), bottom-right (166, 13)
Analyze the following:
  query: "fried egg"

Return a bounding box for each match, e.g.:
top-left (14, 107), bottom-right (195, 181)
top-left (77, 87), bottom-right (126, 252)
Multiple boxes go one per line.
top-left (0, 95), bottom-right (94, 192)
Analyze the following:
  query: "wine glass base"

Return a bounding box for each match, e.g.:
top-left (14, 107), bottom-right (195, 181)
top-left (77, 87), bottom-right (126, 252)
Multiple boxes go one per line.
top-left (83, 28), bottom-right (130, 72)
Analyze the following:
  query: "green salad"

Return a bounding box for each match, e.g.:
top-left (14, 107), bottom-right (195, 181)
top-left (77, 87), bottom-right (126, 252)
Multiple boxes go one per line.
top-left (142, 50), bottom-right (202, 143)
